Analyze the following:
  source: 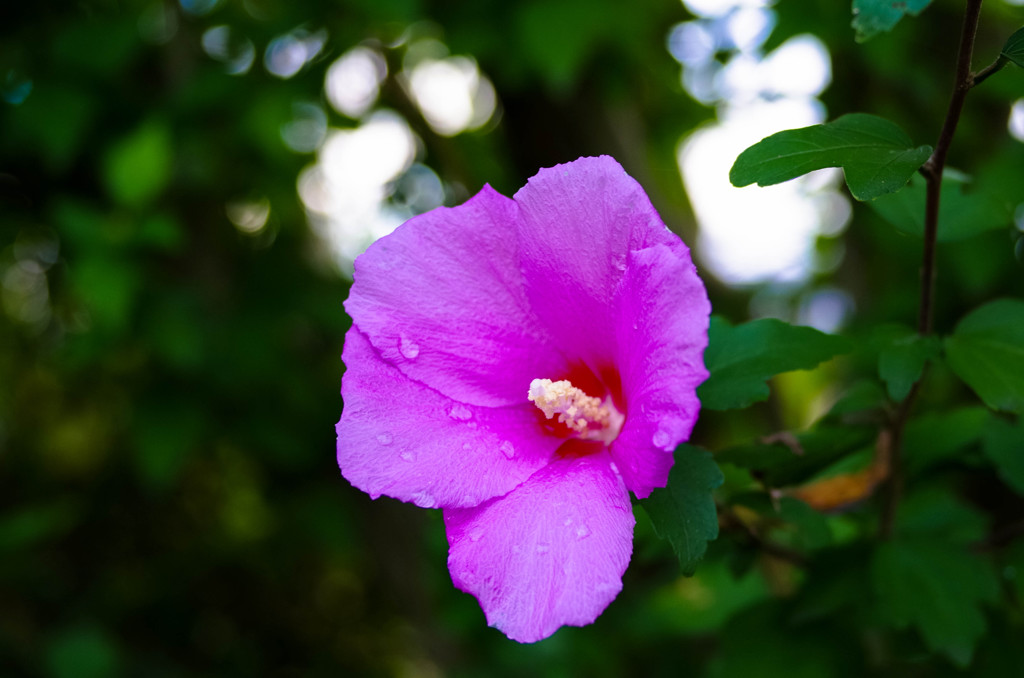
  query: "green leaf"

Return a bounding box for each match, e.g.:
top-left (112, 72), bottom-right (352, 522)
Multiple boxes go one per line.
top-left (896, 485), bottom-right (989, 544)
top-left (0, 501), bottom-right (78, 552)
top-left (822, 381), bottom-right (887, 421)
top-left (642, 558), bottom-right (768, 635)
top-left (982, 417), bottom-right (1024, 496)
top-left (732, 494), bottom-right (833, 551)
top-left (729, 113), bottom-right (932, 201)
top-left (710, 602), bottom-right (857, 678)
top-left (903, 407), bottom-right (991, 475)
top-left (1001, 26), bottom-right (1024, 69)
top-left (70, 256), bottom-right (141, 331)
top-left (132, 399), bottom-right (206, 490)
top-left (515, 0), bottom-right (629, 91)
top-left (641, 444), bottom-right (723, 575)
top-left (8, 83), bottom-right (97, 171)
top-left (872, 539), bottom-right (998, 667)
top-left (102, 119), bottom-right (173, 207)
top-left (792, 546), bottom-right (872, 623)
top-left (999, 539), bottom-right (1024, 608)
top-left (699, 316), bottom-right (853, 411)
top-left (874, 325), bottom-right (941, 401)
top-left (47, 626), bottom-right (122, 678)
top-left (869, 172), bottom-right (1012, 242)
top-left (871, 489), bottom-right (995, 665)
top-left (945, 299), bottom-right (1024, 413)
top-left (852, 0), bottom-right (933, 43)
top-left (717, 425), bottom-right (874, 487)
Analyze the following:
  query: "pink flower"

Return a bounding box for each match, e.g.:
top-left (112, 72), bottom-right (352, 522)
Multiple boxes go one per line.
top-left (337, 156), bottom-right (710, 642)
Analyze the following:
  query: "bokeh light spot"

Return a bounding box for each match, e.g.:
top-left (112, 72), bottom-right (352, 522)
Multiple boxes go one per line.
top-left (405, 55), bottom-right (496, 136)
top-left (299, 111), bottom-right (424, 273)
top-left (179, 0), bottom-right (221, 17)
top-left (1009, 98), bottom-right (1024, 142)
top-left (264, 29), bottom-right (327, 79)
top-left (280, 102), bottom-right (327, 153)
top-left (325, 46), bottom-right (388, 119)
top-left (2, 70), bottom-right (33, 105)
top-left (226, 198), bottom-right (271, 235)
top-left (201, 26), bottom-right (255, 75)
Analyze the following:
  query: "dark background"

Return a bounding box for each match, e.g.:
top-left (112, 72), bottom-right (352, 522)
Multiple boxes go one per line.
top-left (3, 0), bottom-right (1024, 676)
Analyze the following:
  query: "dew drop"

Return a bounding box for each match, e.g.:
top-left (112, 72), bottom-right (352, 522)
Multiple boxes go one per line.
top-left (376, 433), bottom-right (393, 445)
top-left (411, 491), bottom-right (436, 508)
top-left (499, 440), bottom-right (515, 459)
top-left (652, 429), bottom-right (671, 448)
top-left (535, 543), bottom-right (550, 554)
top-left (609, 461), bottom-right (620, 475)
top-left (447, 403), bottom-right (473, 421)
top-left (575, 524), bottom-right (591, 540)
top-left (398, 334), bottom-right (420, 359)
top-left (469, 528), bottom-right (484, 542)
top-left (400, 450), bottom-right (415, 462)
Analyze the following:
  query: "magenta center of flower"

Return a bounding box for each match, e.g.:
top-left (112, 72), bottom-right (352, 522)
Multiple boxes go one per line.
top-left (527, 378), bottom-right (624, 445)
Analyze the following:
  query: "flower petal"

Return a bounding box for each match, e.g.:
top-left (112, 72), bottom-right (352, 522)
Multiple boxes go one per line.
top-left (610, 243), bottom-right (710, 498)
top-left (345, 184), bottom-right (566, 408)
top-left (444, 451), bottom-right (634, 643)
top-left (514, 156), bottom-right (683, 370)
top-left (337, 328), bottom-right (560, 509)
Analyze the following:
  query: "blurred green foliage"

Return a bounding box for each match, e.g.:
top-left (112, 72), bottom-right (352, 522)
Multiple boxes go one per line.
top-left (2, 0), bottom-right (1024, 676)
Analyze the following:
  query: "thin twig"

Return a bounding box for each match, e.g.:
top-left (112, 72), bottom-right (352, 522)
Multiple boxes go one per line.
top-left (718, 505), bottom-right (808, 567)
top-left (880, 0), bottom-right (985, 539)
top-left (973, 518), bottom-right (1024, 552)
top-left (971, 55), bottom-right (1008, 87)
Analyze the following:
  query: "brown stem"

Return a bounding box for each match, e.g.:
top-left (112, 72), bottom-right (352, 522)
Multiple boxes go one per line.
top-left (919, 0), bottom-right (984, 335)
top-left (880, 0), bottom-right (985, 539)
top-left (879, 389), bottom-right (915, 540)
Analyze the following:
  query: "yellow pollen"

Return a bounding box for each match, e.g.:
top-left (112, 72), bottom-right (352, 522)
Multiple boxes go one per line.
top-left (528, 378), bottom-right (613, 439)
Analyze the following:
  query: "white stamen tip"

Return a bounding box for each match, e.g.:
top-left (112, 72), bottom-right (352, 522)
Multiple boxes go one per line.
top-left (527, 378), bottom-right (622, 442)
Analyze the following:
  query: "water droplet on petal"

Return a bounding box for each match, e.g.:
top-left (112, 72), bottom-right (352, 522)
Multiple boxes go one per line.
top-left (575, 524), bottom-right (591, 539)
top-left (652, 429), bottom-right (671, 448)
top-left (632, 322), bottom-right (639, 331)
top-left (447, 403), bottom-right (473, 421)
top-left (499, 440), bottom-right (515, 459)
top-left (469, 528), bottom-right (484, 542)
top-left (398, 334), bottom-right (420, 359)
top-left (376, 433), bottom-right (393, 445)
top-left (535, 543), bottom-right (550, 554)
top-left (400, 450), bottom-right (415, 462)
top-left (411, 491), bottom-right (436, 508)
top-left (609, 461), bottom-right (619, 475)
